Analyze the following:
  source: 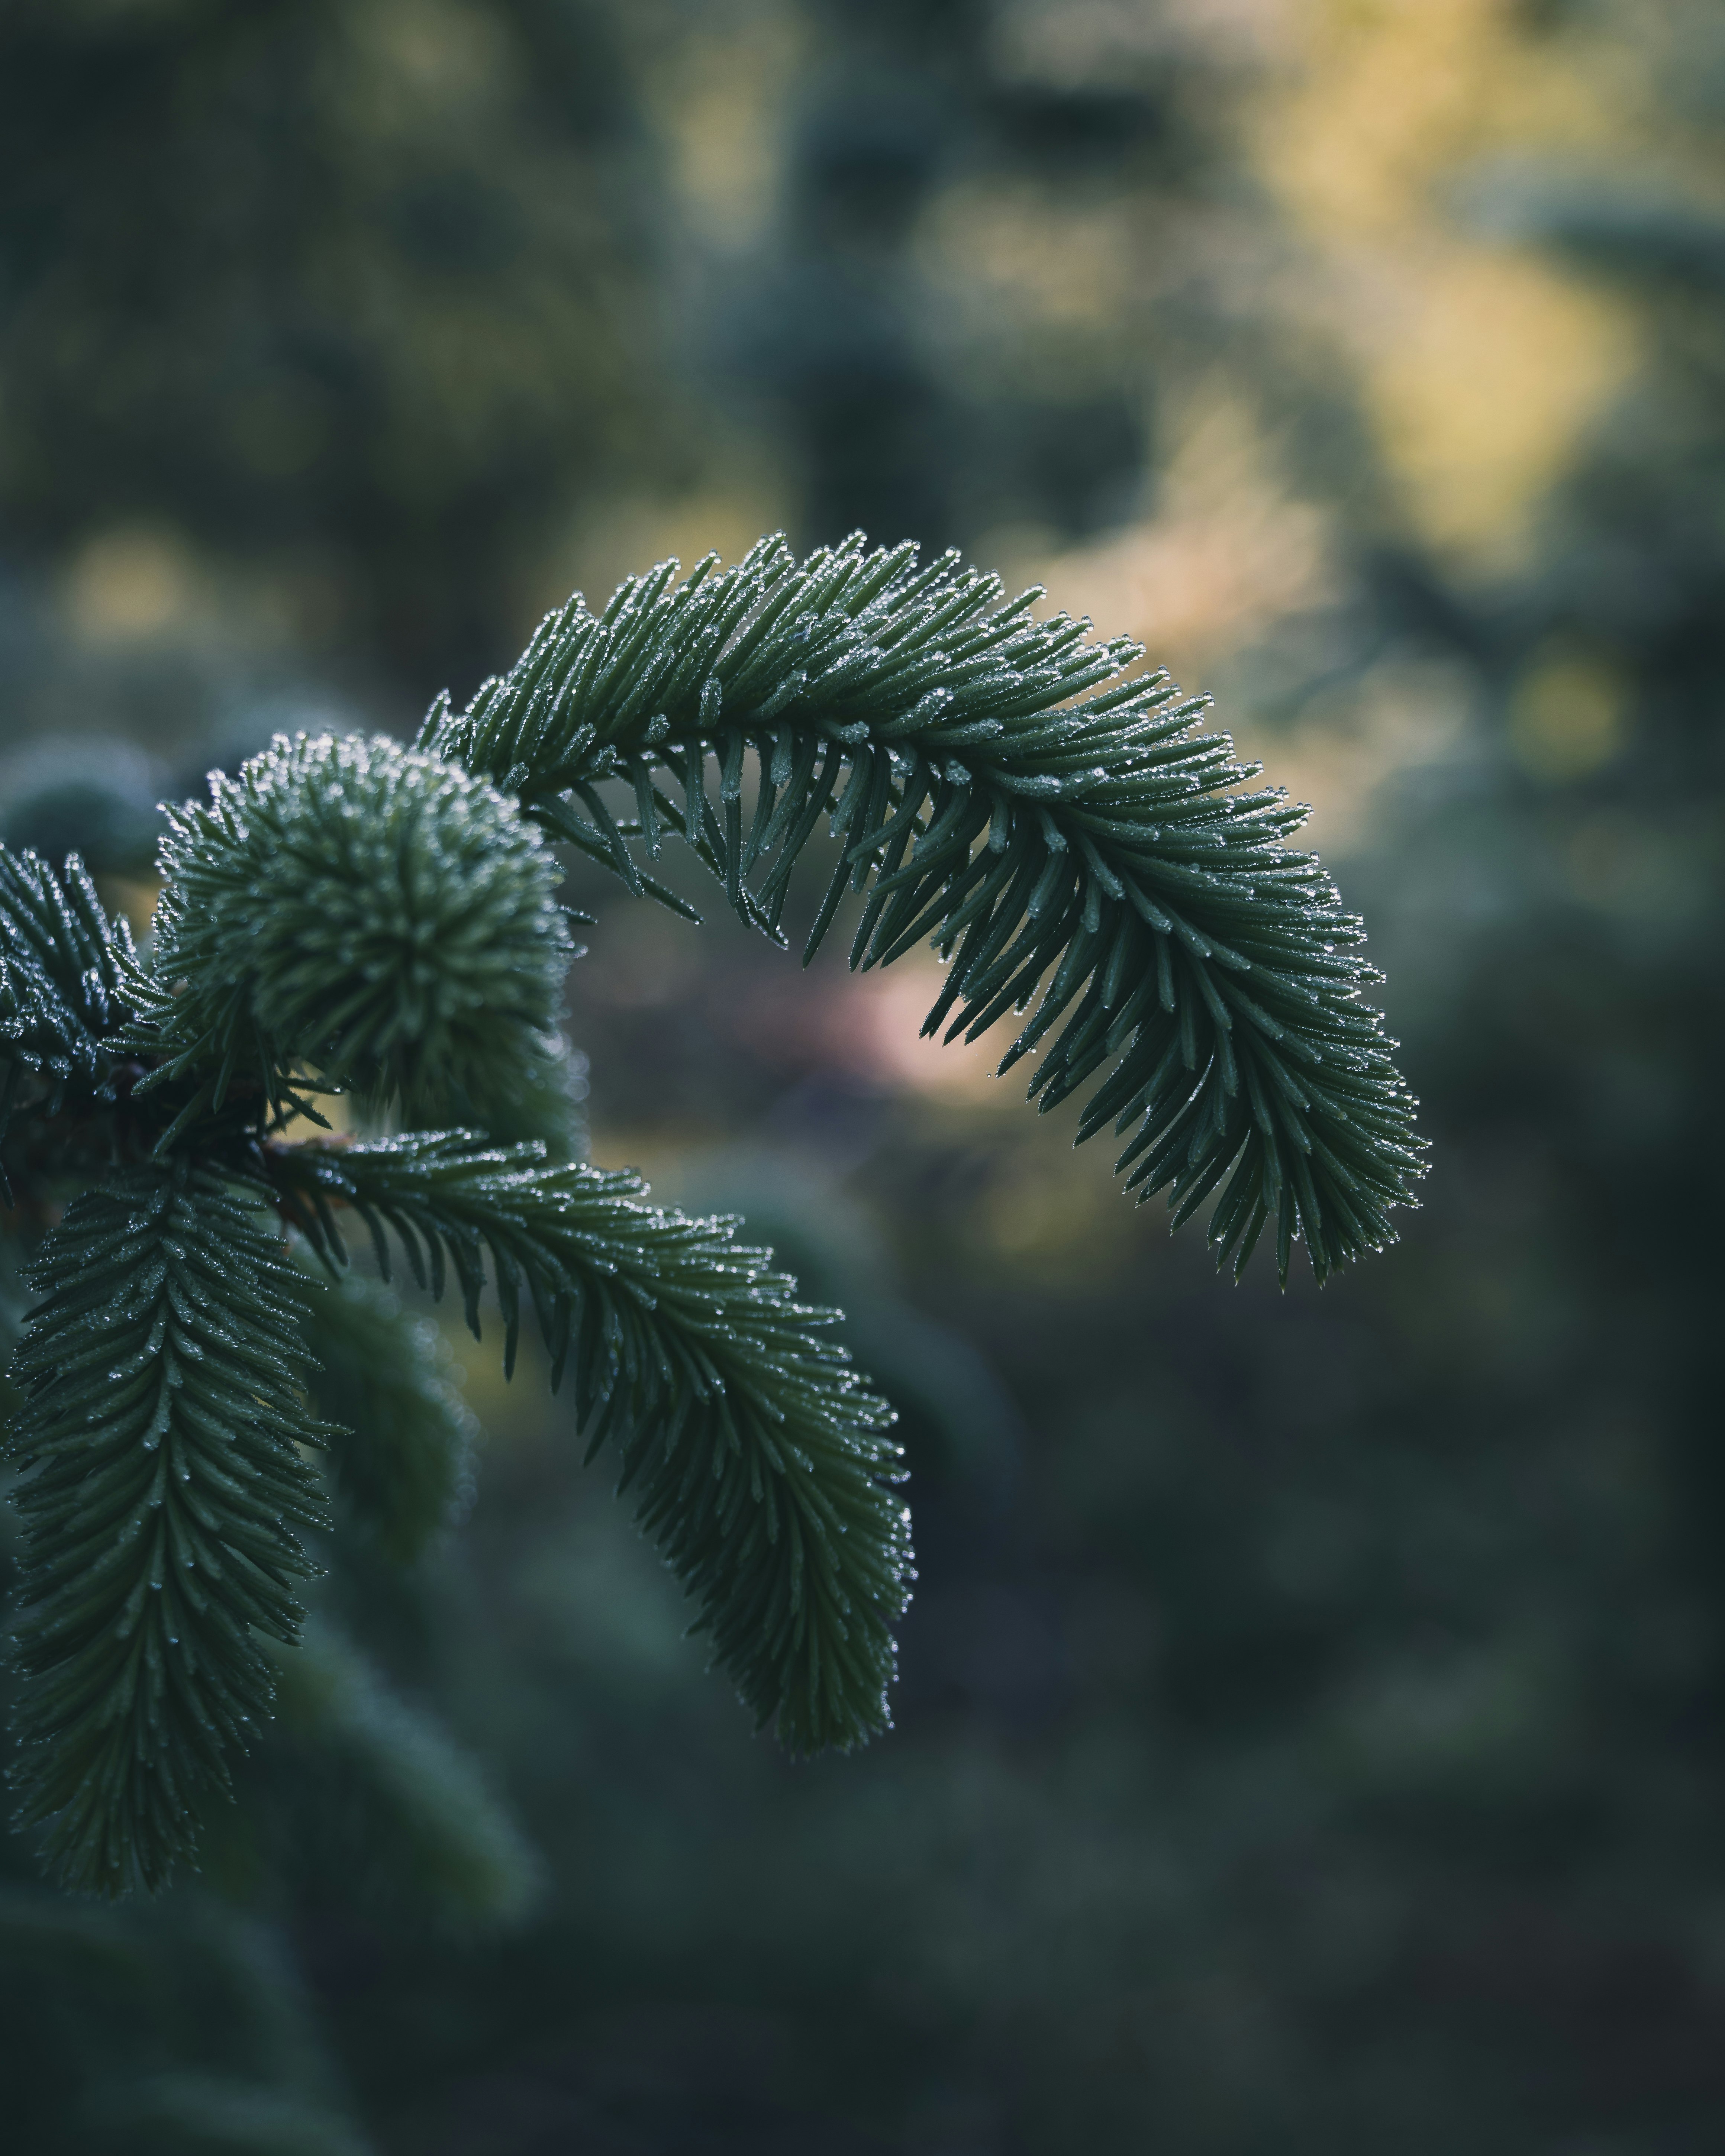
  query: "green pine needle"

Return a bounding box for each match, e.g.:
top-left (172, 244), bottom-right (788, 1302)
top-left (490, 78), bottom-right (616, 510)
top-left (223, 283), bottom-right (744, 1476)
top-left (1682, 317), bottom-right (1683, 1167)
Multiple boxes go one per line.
top-left (5, 1165), bottom-right (330, 1896)
top-left (269, 1134), bottom-right (912, 1755)
top-left (429, 531), bottom-right (1424, 1282)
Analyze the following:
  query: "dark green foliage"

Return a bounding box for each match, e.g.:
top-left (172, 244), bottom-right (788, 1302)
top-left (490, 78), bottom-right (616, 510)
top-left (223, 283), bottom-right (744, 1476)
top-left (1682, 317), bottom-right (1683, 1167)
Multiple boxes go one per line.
top-left (132, 733), bottom-right (573, 1136)
top-left (446, 1022), bottom-right (590, 1165)
top-left (429, 532), bottom-right (1424, 1283)
top-left (5, 1167), bottom-right (328, 1897)
top-left (6, 0), bottom-right (1716, 2134)
top-left (0, 527), bottom-right (1414, 1895)
top-left (83, 2078), bottom-right (371, 2156)
top-left (303, 1277), bottom-right (477, 1569)
top-left (0, 1881), bottom-right (372, 2156)
top-left (0, 848), bottom-right (137, 1164)
top-left (266, 1619), bottom-right (539, 1929)
top-left (271, 1135), bottom-right (910, 1755)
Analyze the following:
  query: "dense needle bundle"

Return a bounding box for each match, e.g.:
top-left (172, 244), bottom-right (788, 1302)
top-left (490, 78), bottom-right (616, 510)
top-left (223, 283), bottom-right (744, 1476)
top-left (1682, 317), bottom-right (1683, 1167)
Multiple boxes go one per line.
top-left (133, 732), bottom-right (575, 1134)
top-left (7, 1168), bottom-right (329, 1897)
top-left (0, 530), bottom-right (1422, 1897)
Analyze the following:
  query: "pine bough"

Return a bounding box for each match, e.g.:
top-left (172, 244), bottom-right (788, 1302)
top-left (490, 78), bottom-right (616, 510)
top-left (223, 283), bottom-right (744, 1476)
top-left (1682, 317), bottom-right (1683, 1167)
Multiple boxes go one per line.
top-left (0, 532), bottom-right (1422, 1895)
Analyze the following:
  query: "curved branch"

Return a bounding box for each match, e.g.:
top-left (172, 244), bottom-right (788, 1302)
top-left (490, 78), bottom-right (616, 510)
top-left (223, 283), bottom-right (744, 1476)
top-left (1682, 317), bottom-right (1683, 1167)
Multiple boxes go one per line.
top-left (269, 1134), bottom-right (911, 1754)
top-left (426, 532), bottom-right (1423, 1283)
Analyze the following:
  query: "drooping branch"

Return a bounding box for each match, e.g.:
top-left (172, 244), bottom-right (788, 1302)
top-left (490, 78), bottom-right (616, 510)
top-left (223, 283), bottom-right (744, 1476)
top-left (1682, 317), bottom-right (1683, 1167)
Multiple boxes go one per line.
top-left (270, 1133), bottom-right (911, 1753)
top-left (6, 1165), bottom-right (329, 1895)
top-left (303, 1271), bottom-right (479, 1568)
top-left (426, 532), bottom-right (1423, 1282)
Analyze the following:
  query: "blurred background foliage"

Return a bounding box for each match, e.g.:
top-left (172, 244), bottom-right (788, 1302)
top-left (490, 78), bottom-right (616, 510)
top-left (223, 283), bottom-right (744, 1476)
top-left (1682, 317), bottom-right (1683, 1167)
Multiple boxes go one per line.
top-left (3, 0), bottom-right (1725, 2148)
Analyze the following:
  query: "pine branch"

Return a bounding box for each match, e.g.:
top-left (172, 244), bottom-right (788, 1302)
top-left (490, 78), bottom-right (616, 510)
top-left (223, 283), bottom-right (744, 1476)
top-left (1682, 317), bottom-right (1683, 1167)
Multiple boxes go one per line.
top-left (5, 1165), bottom-right (329, 1896)
top-left (303, 1273), bottom-right (478, 1567)
top-left (127, 732), bottom-right (574, 1142)
top-left (428, 532), bottom-right (1424, 1282)
top-left (0, 848), bottom-right (140, 1186)
top-left (269, 1134), bottom-right (912, 1753)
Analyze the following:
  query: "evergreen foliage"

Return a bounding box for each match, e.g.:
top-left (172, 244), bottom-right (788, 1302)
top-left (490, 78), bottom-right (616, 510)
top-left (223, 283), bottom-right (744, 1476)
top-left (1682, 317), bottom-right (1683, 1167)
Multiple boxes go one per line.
top-left (0, 530), bottom-right (1419, 1896)
top-left (271, 1135), bottom-right (909, 1756)
top-left (0, 0), bottom-right (662, 699)
top-left (2, 0), bottom-right (1711, 2137)
top-left (6, 1168), bottom-right (328, 1898)
top-left (131, 733), bottom-right (575, 1139)
top-left (430, 533), bottom-right (1423, 1282)
top-left (0, 1878), bottom-right (372, 2156)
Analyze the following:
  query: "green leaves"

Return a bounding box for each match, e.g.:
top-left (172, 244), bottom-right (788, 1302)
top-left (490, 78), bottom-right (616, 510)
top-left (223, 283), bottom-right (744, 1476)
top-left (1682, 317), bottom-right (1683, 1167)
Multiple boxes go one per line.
top-left (5, 1166), bottom-right (328, 1896)
top-left (429, 532), bottom-right (1424, 1281)
top-left (132, 732), bottom-right (574, 1137)
top-left (271, 1135), bottom-right (912, 1754)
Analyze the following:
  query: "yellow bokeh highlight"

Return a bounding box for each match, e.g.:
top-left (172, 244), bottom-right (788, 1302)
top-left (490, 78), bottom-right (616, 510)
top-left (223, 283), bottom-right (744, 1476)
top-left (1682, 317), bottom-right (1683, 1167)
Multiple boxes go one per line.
top-left (644, 8), bottom-right (807, 245)
top-left (64, 525), bottom-right (202, 643)
top-left (342, 0), bottom-right (519, 131)
top-left (1256, 0), bottom-right (1645, 565)
top-left (1260, 0), bottom-right (1641, 242)
top-left (1509, 649), bottom-right (1629, 781)
top-left (1355, 245), bottom-right (1639, 560)
top-left (1006, 390), bottom-right (1333, 685)
top-left (522, 472), bottom-right (797, 633)
top-left (916, 183), bottom-right (1139, 342)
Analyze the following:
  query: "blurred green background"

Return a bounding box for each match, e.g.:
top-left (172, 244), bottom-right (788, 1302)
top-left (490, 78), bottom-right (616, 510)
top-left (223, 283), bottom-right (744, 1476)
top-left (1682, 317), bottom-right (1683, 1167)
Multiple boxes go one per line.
top-left (4, 0), bottom-right (1725, 2150)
